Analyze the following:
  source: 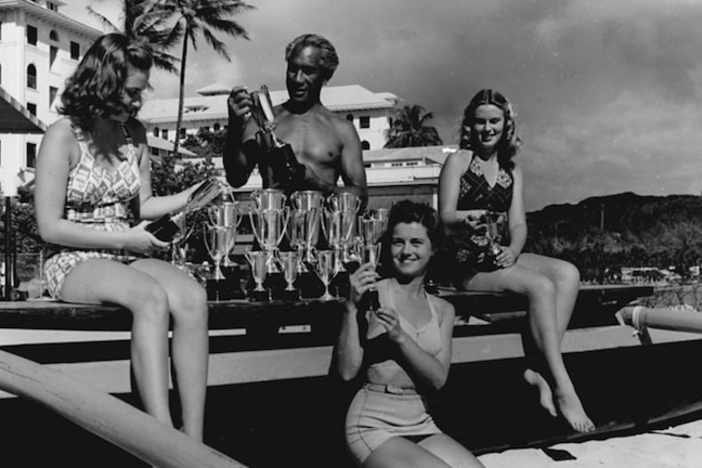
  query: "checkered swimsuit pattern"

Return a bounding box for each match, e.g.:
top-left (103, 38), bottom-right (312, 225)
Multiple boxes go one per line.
top-left (43, 123), bottom-right (141, 299)
top-left (451, 155), bottom-right (513, 264)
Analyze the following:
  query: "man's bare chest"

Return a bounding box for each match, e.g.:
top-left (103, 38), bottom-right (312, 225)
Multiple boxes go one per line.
top-left (276, 119), bottom-right (341, 165)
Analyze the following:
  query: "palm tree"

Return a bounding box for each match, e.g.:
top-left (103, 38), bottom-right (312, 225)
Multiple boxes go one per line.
top-left (87, 0), bottom-right (181, 73)
top-left (385, 104), bottom-right (443, 148)
top-left (159, 0), bottom-right (254, 157)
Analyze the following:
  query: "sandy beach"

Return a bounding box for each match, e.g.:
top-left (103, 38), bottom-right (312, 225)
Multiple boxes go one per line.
top-left (479, 418), bottom-right (702, 468)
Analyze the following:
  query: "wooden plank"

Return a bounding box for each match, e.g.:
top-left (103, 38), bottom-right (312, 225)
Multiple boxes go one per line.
top-left (3, 322), bottom-right (695, 400)
top-left (0, 285), bottom-right (654, 332)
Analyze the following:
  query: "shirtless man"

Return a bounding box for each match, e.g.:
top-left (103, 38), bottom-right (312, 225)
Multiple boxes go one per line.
top-left (223, 34), bottom-right (368, 207)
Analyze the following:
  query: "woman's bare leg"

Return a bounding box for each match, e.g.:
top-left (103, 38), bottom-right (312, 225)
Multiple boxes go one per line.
top-left (364, 434), bottom-right (484, 468)
top-left (131, 259), bottom-right (209, 441)
top-left (60, 259), bottom-right (174, 427)
top-left (464, 259), bottom-right (594, 432)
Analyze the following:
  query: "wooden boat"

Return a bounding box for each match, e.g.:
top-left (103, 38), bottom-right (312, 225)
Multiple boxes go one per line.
top-left (0, 284), bottom-right (701, 467)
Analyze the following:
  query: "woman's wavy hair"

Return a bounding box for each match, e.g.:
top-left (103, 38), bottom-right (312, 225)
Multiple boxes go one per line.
top-left (457, 89), bottom-right (522, 170)
top-left (285, 33), bottom-right (339, 82)
top-left (59, 33), bottom-right (153, 133)
top-left (378, 200), bottom-right (446, 275)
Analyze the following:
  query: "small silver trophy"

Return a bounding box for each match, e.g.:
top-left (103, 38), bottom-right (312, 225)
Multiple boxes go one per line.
top-left (244, 249), bottom-right (269, 302)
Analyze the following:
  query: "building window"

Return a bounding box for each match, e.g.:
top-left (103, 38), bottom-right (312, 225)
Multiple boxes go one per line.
top-left (26, 143), bottom-right (37, 168)
top-left (359, 116), bottom-right (370, 129)
top-left (162, 129), bottom-right (169, 140)
top-left (27, 103), bottom-right (37, 116)
top-left (214, 123), bottom-right (221, 132)
top-left (27, 25), bottom-right (38, 46)
top-left (27, 64), bottom-right (37, 89)
top-left (49, 30), bottom-right (58, 42)
top-left (361, 141), bottom-right (370, 150)
top-left (47, 2), bottom-right (58, 11)
top-left (153, 127), bottom-right (160, 138)
top-left (49, 86), bottom-right (58, 108)
top-left (70, 41), bottom-right (80, 60)
top-left (346, 113), bottom-right (354, 122)
top-left (50, 46), bottom-right (58, 69)
top-left (179, 128), bottom-right (186, 139)
top-left (151, 147), bottom-right (159, 156)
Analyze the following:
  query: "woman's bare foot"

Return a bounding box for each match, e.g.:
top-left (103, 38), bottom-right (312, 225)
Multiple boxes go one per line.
top-left (523, 369), bottom-right (557, 417)
top-left (554, 389), bottom-right (595, 433)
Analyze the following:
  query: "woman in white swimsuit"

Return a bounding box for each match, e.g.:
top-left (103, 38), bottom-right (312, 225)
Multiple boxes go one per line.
top-left (336, 200), bottom-right (485, 468)
top-left (35, 34), bottom-right (208, 441)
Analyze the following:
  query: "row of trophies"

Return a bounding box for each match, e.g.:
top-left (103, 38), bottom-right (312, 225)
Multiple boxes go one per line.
top-left (155, 178), bottom-right (388, 303)
top-left (241, 188), bottom-right (388, 302)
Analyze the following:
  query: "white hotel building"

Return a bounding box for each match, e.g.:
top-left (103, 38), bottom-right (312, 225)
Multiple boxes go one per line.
top-left (0, 1), bottom-right (447, 209)
top-left (138, 82), bottom-right (402, 152)
top-left (0, 0), bottom-right (100, 196)
top-left (0, 0), bottom-right (192, 197)
top-left (140, 84), bottom-right (449, 210)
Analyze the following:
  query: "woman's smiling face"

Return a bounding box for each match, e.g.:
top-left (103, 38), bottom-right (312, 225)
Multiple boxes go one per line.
top-left (472, 104), bottom-right (505, 152)
top-left (390, 221), bottom-right (433, 278)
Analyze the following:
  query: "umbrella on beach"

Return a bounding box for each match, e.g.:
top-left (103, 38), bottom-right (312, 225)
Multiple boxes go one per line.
top-left (0, 86), bottom-right (47, 134)
top-left (0, 85), bottom-right (47, 300)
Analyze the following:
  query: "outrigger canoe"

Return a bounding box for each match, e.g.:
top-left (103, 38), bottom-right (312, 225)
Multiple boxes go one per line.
top-left (0, 284), bottom-right (701, 467)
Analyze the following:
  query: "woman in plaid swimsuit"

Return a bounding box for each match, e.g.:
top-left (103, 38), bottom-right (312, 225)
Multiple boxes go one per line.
top-left (438, 90), bottom-right (594, 434)
top-left (35, 34), bottom-right (209, 441)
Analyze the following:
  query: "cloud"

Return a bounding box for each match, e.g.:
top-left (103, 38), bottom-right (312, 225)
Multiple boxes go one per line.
top-left (62, 0), bottom-right (702, 210)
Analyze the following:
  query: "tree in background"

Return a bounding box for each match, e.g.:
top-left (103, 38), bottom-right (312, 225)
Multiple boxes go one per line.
top-left (182, 127), bottom-right (228, 162)
top-left (88, 0), bottom-right (181, 73)
top-left (160, 0), bottom-right (254, 157)
top-left (385, 104), bottom-right (442, 148)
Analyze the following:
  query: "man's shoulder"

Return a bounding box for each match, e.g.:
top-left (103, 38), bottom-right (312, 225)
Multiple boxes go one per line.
top-left (315, 105), bottom-right (359, 138)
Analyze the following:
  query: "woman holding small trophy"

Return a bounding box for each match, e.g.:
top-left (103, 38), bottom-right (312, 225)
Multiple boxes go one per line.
top-left (438, 89), bottom-right (594, 433)
top-left (34, 34), bottom-right (209, 441)
top-left (337, 201), bottom-right (485, 468)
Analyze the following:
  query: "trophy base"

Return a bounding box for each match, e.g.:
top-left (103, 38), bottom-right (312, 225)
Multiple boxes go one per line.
top-left (206, 278), bottom-right (242, 301)
top-left (221, 264), bottom-right (247, 299)
top-left (280, 288), bottom-right (300, 302)
top-left (331, 271), bottom-right (349, 298)
top-left (248, 288), bottom-right (270, 302)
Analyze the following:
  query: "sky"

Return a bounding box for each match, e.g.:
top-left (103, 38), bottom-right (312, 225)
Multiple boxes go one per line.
top-left (64, 0), bottom-right (702, 211)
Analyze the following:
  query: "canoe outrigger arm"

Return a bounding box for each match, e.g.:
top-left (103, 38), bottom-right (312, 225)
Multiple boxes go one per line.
top-left (0, 349), bottom-right (250, 468)
top-left (617, 306), bottom-right (702, 346)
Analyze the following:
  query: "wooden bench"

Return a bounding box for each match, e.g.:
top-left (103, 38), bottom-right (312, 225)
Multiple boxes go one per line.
top-left (0, 284), bottom-right (653, 333)
top-left (0, 284), bottom-right (655, 398)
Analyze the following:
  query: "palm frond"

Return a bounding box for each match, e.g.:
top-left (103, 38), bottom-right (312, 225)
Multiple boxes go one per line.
top-left (86, 5), bottom-right (120, 32)
top-left (202, 27), bottom-right (230, 60)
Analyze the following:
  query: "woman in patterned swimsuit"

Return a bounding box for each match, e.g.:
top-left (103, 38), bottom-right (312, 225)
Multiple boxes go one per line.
top-left (337, 201), bottom-right (485, 468)
top-left (438, 90), bottom-right (594, 434)
top-left (34, 34), bottom-right (209, 441)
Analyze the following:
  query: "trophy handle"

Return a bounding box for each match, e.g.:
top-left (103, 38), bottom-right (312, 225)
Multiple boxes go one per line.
top-left (248, 207), bottom-right (263, 247)
top-left (320, 208), bottom-right (331, 244)
top-left (275, 208), bottom-right (290, 246)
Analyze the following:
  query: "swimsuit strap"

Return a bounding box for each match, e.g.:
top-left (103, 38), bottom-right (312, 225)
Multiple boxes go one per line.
top-left (119, 123), bottom-right (136, 156)
top-left (384, 279), bottom-right (437, 330)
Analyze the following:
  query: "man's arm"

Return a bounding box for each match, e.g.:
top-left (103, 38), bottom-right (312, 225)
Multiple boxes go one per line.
top-left (222, 86), bottom-right (262, 188)
top-left (336, 118), bottom-right (368, 210)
